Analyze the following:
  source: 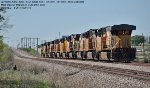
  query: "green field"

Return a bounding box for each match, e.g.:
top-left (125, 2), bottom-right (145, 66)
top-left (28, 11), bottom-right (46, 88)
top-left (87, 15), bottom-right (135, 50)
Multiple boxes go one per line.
top-left (19, 48), bottom-right (37, 55)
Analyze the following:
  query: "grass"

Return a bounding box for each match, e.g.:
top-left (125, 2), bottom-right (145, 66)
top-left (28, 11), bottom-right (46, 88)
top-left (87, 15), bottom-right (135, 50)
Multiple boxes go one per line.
top-left (0, 43), bottom-right (14, 72)
top-left (0, 70), bottom-right (51, 88)
top-left (0, 44), bottom-right (12, 62)
top-left (19, 48), bottom-right (37, 55)
top-left (11, 59), bottom-right (61, 88)
top-left (0, 43), bottom-right (53, 87)
top-left (0, 80), bottom-right (50, 88)
top-left (135, 52), bottom-right (150, 63)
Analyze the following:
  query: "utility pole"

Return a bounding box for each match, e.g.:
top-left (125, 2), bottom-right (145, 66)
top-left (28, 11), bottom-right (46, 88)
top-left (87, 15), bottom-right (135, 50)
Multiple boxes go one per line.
top-left (33, 38), bottom-right (35, 48)
top-left (17, 40), bottom-right (19, 48)
top-left (142, 33), bottom-right (144, 51)
top-left (36, 37), bottom-right (40, 54)
top-left (21, 38), bottom-right (23, 48)
top-left (26, 37), bottom-right (27, 48)
top-left (27, 37), bottom-right (29, 48)
top-left (23, 37), bottom-right (26, 48)
top-left (30, 38), bottom-right (31, 48)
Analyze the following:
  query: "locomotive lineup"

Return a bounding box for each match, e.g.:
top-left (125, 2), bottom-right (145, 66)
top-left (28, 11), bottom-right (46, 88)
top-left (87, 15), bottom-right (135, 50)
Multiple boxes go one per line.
top-left (41, 24), bottom-right (136, 62)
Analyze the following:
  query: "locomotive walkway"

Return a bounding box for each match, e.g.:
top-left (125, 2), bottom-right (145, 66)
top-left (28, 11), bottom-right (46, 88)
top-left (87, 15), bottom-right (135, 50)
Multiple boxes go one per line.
top-left (13, 49), bottom-right (150, 81)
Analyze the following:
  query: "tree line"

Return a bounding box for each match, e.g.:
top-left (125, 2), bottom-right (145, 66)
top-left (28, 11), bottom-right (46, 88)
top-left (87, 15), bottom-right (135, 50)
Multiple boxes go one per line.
top-left (131, 35), bottom-right (150, 46)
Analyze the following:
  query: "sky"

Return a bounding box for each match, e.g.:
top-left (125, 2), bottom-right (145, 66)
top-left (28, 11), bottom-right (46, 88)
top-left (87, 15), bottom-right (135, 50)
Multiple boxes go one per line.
top-left (1, 0), bottom-right (150, 47)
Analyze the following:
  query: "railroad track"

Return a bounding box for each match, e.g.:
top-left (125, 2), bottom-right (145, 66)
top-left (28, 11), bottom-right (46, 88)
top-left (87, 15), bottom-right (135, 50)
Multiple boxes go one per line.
top-left (13, 50), bottom-right (150, 81)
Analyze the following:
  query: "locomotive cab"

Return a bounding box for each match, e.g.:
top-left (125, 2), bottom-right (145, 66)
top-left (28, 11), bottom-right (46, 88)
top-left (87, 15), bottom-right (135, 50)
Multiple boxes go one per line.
top-left (111, 26), bottom-right (133, 48)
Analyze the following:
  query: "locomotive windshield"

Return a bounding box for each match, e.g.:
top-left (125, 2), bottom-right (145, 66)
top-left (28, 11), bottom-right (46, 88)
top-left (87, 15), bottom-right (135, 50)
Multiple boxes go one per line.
top-left (111, 30), bottom-right (131, 35)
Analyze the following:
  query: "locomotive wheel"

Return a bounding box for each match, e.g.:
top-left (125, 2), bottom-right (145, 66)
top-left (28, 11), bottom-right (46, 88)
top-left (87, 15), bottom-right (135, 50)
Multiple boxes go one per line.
top-left (107, 52), bottom-right (111, 61)
top-left (59, 53), bottom-right (62, 58)
top-left (54, 53), bottom-right (56, 58)
top-left (65, 52), bottom-right (69, 58)
top-left (68, 52), bottom-right (70, 58)
top-left (72, 51), bottom-right (77, 59)
top-left (65, 53), bottom-right (67, 58)
top-left (50, 53), bottom-right (52, 57)
top-left (84, 51), bottom-right (87, 59)
top-left (96, 52), bottom-right (100, 61)
top-left (55, 53), bottom-right (57, 58)
top-left (72, 52), bottom-right (74, 59)
top-left (57, 53), bottom-right (59, 58)
top-left (74, 52), bottom-right (77, 59)
top-left (60, 53), bottom-right (62, 58)
top-left (45, 53), bottom-right (47, 57)
top-left (92, 50), bottom-right (96, 60)
top-left (46, 53), bottom-right (49, 58)
top-left (50, 53), bottom-right (53, 58)
top-left (51, 53), bottom-right (53, 58)
top-left (43, 54), bottom-right (45, 57)
top-left (64, 53), bottom-right (66, 58)
top-left (53, 53), bottom-right (55, 58)
top-left (67, 52), bottom-right (70, 58)
top-left (48, 53), bottom-right (50, 58)
top-left (81, 51), bottom-right (87, 59)
top-left (81, 51), bottom-right (84, 60)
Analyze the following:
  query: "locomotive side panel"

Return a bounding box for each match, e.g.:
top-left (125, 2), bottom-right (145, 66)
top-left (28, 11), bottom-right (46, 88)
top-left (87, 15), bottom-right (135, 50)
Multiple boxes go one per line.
top-left (83, 38), bottom-right (89, 51)
top-left (89, 33), bottom-right (97, 50)
top-left (63, 40), bottom-right (70, 52)
top-left (74, 34), bottom-right (80, 52)
top-left (106, 31), bottom-right (112, 49)
top-left (54, 44), bottom-right (58, 52)
top-left (57, 43), bottom-right (60, 52)
top-left (74, 41), bottom-right (80, 51)
top-left (46, 43), bottom-right (50, 53)
top-left (96, 36), bottom-right (102, 51)
top-left (101, 31), bottom-right (112, 50)
top-left (88, 38), bottom-right (92, 50)
top-left (69, 36), bottom-right (74, 51)
top-left (79, 37), bottom-right (84, 51)
top-left (49, 43), bottom-right (51, 53)
top-left (58, 42), bottom-right (63, 53)
top-left (51, 44), bottom-right (54, 52)
top-left (101, 34), bottom-right (107, 50)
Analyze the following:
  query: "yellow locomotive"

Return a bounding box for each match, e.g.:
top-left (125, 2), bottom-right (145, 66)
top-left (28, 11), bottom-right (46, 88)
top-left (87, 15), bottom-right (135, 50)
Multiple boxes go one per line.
top-left (41, 24), bottom-right (136, 62)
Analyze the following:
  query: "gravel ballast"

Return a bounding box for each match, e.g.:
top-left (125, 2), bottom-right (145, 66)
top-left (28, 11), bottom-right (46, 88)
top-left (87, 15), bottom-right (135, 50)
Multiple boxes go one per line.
top-left (13, 50), bottom-right (150, 88)
top-left (14, 49), bottom-right (150, 73)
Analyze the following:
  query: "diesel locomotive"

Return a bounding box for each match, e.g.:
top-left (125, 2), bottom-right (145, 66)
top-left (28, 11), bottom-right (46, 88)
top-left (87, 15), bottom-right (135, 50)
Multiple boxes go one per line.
top-left (41, 24), bottom-right (136, 62)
